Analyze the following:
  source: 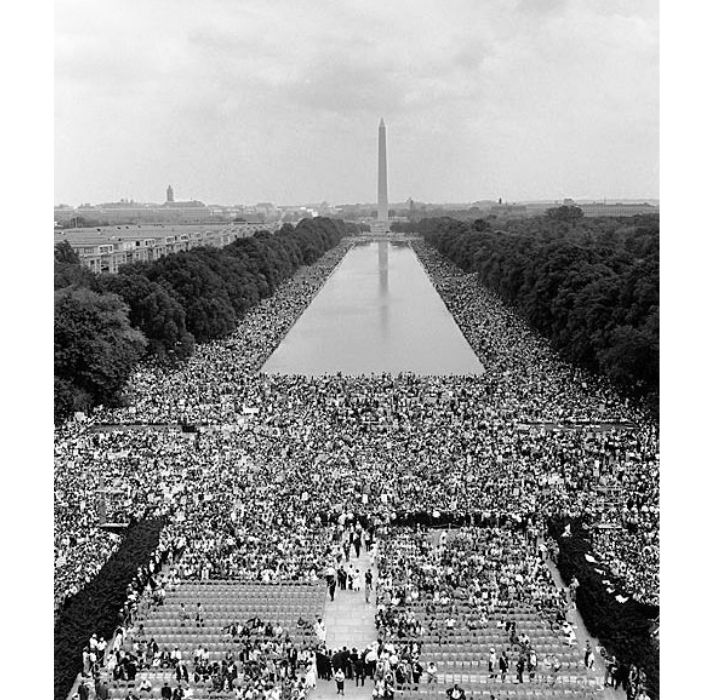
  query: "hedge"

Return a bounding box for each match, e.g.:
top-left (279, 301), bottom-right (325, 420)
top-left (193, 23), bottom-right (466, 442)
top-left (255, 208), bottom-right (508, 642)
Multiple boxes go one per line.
top-left (548, 517), bottom-right (659, 698)
top-left (54, 518), bottom-right (165, 700)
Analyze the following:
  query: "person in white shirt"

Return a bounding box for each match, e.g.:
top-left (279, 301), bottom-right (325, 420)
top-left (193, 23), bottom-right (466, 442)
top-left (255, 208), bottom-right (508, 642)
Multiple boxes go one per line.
top-left (365, 647), bottom-right (379, 679)
top-left (334, 668), bottom-right (345, 695)
top-left (561, 621), bottom-right (577, 646)
top-left (488, 648), bottom-right (497, 679)
top-left (313, 617), bottom-right (326, 643)
top-left (113, 626), bottom-right (124, 652)
top-left (305, 661), bottom-right (317, 689)
top-left (97, 637), bottom-right (107, 666)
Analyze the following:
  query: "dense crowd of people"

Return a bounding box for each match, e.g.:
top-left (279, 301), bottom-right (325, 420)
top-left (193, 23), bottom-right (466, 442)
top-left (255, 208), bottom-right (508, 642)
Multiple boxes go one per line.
top-left (56, 235), bottom-right (659, 697)
top-left (375, 527), bottom-right (573, 683)
top-left (54, 243), bottom-right (351, 610)
top-left (377, 527), bottom-right (570, 635)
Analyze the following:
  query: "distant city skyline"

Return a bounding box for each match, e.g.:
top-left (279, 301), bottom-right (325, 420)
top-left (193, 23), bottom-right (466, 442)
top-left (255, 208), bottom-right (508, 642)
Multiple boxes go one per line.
top-left (55, 193), bottom-right (660, 209)
top-left (56, 1), bottom-right (658, 207)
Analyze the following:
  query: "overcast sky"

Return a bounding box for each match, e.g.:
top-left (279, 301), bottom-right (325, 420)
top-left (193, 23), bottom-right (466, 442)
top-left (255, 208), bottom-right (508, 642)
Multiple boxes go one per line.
top-left (55, 0), bottom-right (658, 206)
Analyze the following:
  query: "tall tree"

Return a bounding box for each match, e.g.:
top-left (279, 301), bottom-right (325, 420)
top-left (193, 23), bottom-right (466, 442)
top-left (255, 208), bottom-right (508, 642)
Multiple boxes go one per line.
top-left (54, 288), bottom-right (147, 420)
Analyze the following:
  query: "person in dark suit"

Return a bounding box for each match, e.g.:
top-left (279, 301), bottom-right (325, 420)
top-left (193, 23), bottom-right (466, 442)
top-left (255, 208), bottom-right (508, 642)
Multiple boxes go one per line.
top-left (316, 649), bottom-right (331, 679)
top-left (365, 569), bottom-right (373, 603)
top-left (332, 648), bottom-right (344, 675)
top-left (176, 660), bottom-right (189, 682)
top-left (337, 565), bottom-right (347, 590)
top-left (94, 678), bottom-right (109, 700)
top-left (516, 653), bottom-right (526, 683)
top-left (412, 658), bottom-right (424, 685)
top-left (352, 649), bottom-right (365, 686)
top-left (499, 651), bottom-right (509, 682)
top-left (343, 646), bottom-right (354, 679)
top-left (160, 682), bottom-right (172, 699)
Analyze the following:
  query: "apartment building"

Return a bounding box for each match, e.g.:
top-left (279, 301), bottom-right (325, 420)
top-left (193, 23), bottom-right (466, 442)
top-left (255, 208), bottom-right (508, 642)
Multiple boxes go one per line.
top-left (55, 222), bottom-right (280, 274)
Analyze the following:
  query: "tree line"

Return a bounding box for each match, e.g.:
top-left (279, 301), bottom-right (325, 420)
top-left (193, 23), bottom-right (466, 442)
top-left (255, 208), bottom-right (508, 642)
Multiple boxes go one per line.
top-left (395, 213), bottom-right (659, 401)
top-left (55, 217), bottom-right (355, 422)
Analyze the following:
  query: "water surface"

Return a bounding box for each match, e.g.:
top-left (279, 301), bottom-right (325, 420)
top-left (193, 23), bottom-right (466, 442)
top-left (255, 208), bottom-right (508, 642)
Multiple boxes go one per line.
top-left (261, 241), bottom-right (484, 376)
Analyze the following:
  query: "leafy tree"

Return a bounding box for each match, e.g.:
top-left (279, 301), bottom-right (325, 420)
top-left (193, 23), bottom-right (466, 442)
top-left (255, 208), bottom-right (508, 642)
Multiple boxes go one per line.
top-left (418, 214), bottom-right (659, 399)
top-left (54, 240), bottom-right (81, 264)
top-left (54, 288), bottom-right (147, 421)
top-left (93, 273), bottom-right (194, 360)
top-left (54, 241), bottom-right (95, 290)
top-left (137, 287), bottom-right (195, 359)
top-left (54, 261), bottom-right (95, 290)
top-left (597, 324), bottom-right (658, 391)
top-left (54, 217), bottom-right (349, 421)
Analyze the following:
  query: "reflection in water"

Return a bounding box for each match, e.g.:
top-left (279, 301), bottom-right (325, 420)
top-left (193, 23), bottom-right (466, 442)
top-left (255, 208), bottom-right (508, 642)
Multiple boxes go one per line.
top-left (378, 241), bottom-right (389, 337)
top-left (378, 240), bottom-right (389, 292)
top-left (261, 241), bottom-right (485, 376)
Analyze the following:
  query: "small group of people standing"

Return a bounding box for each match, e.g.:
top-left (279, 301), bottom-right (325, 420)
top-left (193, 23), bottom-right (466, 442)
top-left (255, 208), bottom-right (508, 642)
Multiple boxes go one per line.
top-left (324, 526), bottom-right (376, 604)
top-left (325, 564), bottom-right (374, 603)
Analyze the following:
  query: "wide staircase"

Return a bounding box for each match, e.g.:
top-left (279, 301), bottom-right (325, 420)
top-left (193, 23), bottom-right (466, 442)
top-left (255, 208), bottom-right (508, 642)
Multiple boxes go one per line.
top-left (106, 580), bottom-right (325, 699)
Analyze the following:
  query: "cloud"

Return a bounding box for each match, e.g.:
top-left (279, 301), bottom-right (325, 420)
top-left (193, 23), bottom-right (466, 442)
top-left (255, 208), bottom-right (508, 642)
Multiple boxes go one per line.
top-left (55, 0), bottom-right (658, 205)
top-left (516, 0), bottom-right (569, 15)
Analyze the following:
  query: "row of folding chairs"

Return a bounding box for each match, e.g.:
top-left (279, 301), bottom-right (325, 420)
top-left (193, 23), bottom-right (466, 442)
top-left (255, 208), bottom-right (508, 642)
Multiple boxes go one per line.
top-left (420, 632), bottom-right (570, 641)
top-left (163, 597), bottom-right (323, 606)
top-left (154, 602), bottom-right (321, 609)
top-left (147, 609), bottom-right (319, 620)
top-left (424, 656), bottom-right (583, 667)
top-left (174, 581), bottom-right (321, 585)
top-left (145, 637), bottom-right (313, 648)
top-left (163, 596), bottom-right (323, 604)
top-left (142, 628), bottom-right (311, 636)
top-left (156, 607), bottom-right (321, 615)
top-left (418, 641), bottom-right (568, 650)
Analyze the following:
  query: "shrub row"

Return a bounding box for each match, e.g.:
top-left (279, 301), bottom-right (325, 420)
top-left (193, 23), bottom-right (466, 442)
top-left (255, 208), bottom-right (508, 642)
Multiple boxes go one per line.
top-left (54, 518), bottom-right (165, 700)
top-left (548, 517), bottom-right (659, 698)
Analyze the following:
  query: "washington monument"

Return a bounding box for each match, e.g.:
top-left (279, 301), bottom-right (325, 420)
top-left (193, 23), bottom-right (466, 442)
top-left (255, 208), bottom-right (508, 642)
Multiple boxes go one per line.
top-left (377, 118), bottom-right (389, 228)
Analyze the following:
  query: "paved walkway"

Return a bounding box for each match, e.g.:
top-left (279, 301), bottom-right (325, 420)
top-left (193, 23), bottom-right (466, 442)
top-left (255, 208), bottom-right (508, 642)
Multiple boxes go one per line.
top-left (312, 544), bottom-right (379, 700)
top-left (544, 549), bottom-right (623, 700)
